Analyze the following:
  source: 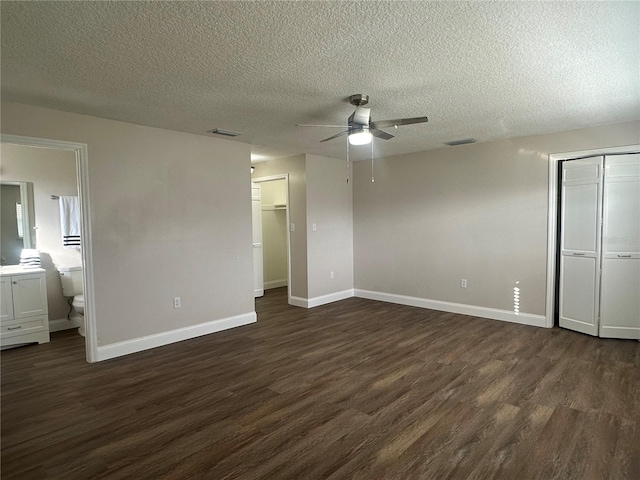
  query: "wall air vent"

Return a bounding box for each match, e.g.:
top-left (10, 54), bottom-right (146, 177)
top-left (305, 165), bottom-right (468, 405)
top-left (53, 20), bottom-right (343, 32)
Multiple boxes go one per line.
top-left (444, 138), bottom-right (477, 146)
top-left (208, 128), bottom-right (242, 137)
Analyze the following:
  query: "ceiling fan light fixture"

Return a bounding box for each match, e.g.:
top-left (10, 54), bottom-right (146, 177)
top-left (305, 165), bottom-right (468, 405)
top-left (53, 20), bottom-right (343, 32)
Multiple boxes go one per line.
top-left (348, 130), bottom-right (372, 146)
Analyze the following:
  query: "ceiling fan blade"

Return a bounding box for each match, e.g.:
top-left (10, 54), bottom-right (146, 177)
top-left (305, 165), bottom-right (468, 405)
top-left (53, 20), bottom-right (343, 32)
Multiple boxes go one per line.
top-left (371, 129), bottom-right (395, 140)
top-left (296, 124), bottom-right (350, 128)
top-left (369, 116), bottom-right (428, 129)
top-left (320, 130), bottom-right (350, 142)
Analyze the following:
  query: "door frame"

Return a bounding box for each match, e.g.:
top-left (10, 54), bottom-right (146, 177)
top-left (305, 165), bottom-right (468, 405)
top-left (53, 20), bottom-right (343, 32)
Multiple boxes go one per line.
top-left (251, 174), bottom-right (292, 305)
top-left (545, 144), bottom-right (640, 328)
top-left (0, 134), bottom-right (98, 363)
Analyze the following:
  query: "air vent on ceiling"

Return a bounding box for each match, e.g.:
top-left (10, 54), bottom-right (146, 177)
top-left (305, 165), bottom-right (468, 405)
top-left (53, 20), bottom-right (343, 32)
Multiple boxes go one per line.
top-left (208, 128), bottom-right (242, 137)
top-left (444, 138), bottom-right (477, 146)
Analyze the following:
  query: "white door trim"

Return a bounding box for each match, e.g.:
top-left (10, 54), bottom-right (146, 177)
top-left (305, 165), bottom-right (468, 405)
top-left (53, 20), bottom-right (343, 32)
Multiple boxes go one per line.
top-left (252, 174), bottom-right (292, 306)
top-left (546, 144), bottom-right (640, 329)
top-left (0, 134), bottom-right (98, 363)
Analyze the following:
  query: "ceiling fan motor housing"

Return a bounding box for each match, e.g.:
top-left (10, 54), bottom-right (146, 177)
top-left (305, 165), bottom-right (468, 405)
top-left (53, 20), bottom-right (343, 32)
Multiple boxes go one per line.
top-left (349, 107), bottom-right (371, 126)
top-left (349, 94), bottom-right (369, 106)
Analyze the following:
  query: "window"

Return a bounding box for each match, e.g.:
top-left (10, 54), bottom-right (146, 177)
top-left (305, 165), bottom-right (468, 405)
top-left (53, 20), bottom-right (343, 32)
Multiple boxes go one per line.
top-left (16, 203), bottom-right (23, 238)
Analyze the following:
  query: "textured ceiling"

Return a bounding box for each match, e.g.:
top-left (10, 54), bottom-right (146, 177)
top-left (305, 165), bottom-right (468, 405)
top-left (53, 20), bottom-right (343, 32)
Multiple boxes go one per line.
top-left (1, 1), bottom-right (638, 161)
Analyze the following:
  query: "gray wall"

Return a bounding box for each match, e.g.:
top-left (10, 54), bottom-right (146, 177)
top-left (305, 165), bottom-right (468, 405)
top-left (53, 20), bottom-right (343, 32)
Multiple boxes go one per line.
top-left (1, 101), bottom-right (254, 347)
top-left (306, 154), bottom-right (353, 298)
top-left (353, 121), bottom-right (640, 316)
top-left (3, 101), bottom-right (635, 350)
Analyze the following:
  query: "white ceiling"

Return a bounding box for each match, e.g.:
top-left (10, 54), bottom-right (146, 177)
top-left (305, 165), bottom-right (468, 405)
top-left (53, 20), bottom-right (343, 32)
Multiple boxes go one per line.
top-left (1, 1), bottom-right (638, 161)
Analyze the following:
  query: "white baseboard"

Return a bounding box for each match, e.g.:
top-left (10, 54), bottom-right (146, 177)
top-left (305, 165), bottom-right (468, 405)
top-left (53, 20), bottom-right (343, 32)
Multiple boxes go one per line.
top-left (264, 279), bottom-right (288, 290)
top-left (308, 289), bottom-right (355, 308)
top-left (290, 289), bottom-right (355, 309)
top-left (289, 296), bottom-right (308, 308)
top-left (96, 312), bottom-right (257, 361)
top-left (49, 317), bottom-right (82, 332)
top-left (354, 289), bottom-right (547, 328)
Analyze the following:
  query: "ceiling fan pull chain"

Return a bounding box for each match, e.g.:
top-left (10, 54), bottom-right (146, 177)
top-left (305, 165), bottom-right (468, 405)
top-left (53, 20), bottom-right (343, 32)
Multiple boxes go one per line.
top-left (346, 136), bottom-right (350, 184)
top-left (371, 140), bottom-right (375, 183)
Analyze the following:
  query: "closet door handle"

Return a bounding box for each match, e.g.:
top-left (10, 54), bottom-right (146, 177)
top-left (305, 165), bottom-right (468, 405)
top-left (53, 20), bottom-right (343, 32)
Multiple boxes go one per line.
top-left (573, 253), bottom-right (585, 256)
top-left (617, 255), bottom-right (631, 258)
top-left (7, 326), bottom-right (22, 331)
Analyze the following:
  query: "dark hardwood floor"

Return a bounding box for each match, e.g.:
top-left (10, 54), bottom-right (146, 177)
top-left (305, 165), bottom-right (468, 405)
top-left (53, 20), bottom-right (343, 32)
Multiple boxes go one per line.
top-left (2, 287), bottom-right (639, 479)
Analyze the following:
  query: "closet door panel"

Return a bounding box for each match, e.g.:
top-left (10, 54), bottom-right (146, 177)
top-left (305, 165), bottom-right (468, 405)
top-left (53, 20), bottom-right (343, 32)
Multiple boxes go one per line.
top-left (560, 255), bottom-right (599, 329)
top-left (563, 183), bottom-right (600, 252)
top-left (599, 259), bottom-right (640, 338)
top-left (599, 154), bottom-right (640, 339)
top-left (559, 157), bottom-right (603, 336)
top-left (252, 183), bottom-right (264, 298)
top-left (602, 180), bottom-right (639, 253)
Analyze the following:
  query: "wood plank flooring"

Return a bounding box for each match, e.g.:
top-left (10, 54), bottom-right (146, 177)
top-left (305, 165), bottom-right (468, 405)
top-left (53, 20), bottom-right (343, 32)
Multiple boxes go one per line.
top-left (2, 287), bottom-right (639, 479)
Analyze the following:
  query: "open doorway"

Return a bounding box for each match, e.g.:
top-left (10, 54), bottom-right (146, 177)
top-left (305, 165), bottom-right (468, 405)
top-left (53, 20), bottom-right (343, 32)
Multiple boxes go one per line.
top-left (1, 143), bottom-right (85, 327)
top-left (252, 174), bottom-right (292, 305)
top-left (0, 134), bottom-right (96, 362)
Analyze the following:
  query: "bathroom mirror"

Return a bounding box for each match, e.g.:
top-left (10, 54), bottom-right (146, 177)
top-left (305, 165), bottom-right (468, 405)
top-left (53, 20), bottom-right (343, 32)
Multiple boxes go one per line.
top-left (0, 181), bottom-right (35, 266)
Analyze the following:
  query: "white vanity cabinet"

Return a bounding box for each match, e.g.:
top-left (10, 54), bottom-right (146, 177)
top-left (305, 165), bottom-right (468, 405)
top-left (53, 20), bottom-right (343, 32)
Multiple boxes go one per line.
top-left (0, 267), bottom-right (50, 347)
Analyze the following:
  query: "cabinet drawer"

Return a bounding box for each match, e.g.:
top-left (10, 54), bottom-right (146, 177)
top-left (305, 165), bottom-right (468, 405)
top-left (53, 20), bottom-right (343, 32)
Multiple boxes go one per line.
top-left (0, 316), bottom-right (47, 338)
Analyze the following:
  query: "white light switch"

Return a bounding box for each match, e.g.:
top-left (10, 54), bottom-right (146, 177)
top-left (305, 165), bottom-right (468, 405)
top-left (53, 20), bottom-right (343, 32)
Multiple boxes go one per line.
top-left (312, 223), bottom-right (317, 232)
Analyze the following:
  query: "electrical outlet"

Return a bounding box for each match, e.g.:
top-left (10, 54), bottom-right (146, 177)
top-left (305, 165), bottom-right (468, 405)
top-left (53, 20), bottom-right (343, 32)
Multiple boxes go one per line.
top-left (173, 297), bottom-right (181, 308)
top-left (330, 271), bottom-right (334, 279)
top-left (461, 279), bottom-right (467, 288)
top-left (290, 223), bottom-right (295, 232)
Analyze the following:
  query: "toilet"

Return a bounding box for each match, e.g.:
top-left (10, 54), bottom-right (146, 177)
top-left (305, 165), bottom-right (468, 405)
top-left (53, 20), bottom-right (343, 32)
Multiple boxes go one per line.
top-left (58, 266), bottom-right (85, 337)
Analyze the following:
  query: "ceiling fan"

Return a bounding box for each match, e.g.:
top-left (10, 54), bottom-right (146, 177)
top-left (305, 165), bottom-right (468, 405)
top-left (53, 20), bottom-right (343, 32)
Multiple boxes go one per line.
top-left (297, 94), bottom-right (428, 145)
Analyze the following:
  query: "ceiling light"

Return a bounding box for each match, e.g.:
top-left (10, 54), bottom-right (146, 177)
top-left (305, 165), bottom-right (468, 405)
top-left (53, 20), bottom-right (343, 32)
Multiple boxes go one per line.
top-left (348, 129), bottom-right (372, 146)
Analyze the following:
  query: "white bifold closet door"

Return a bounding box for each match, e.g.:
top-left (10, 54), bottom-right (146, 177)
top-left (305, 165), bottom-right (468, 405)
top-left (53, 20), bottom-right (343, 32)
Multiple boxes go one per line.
top-left (599, 154), bottom-right (640, 339)
top-left (559, 154), bottom-right (640, 339)
top-left (251, 183), bottom-right (264, 298)
top-left (559, 157), bottom-right (603, 336)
